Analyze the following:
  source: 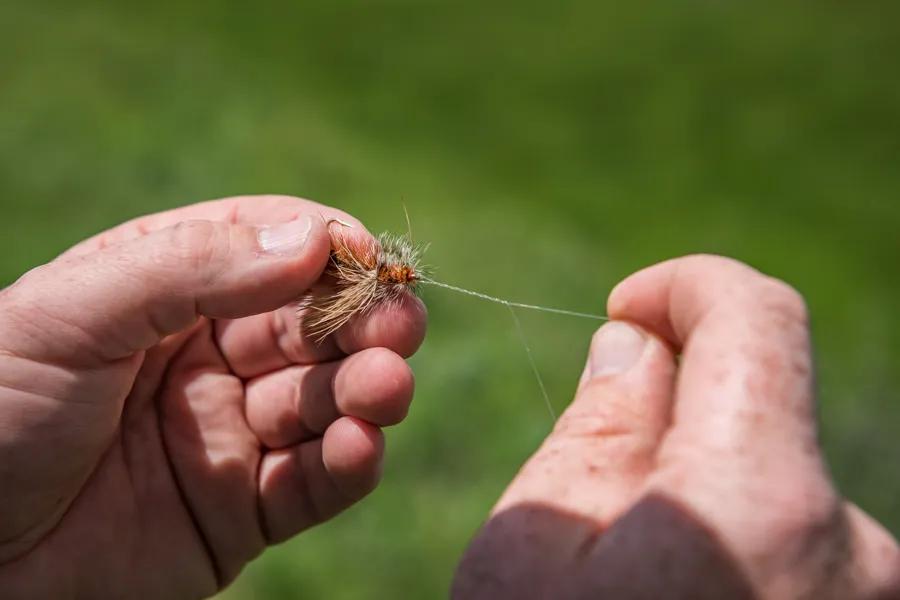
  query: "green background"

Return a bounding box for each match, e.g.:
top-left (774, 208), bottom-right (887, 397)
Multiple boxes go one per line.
top-left (2, 1), bottom-right (898, 598)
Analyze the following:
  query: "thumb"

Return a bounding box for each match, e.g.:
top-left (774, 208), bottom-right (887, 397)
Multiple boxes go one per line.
top-left (2, 216), bottom-right (331, 365)
top-left (453, 322), bottom-right (677, 597)
top-left (492, 321), bottom-right (677, 522)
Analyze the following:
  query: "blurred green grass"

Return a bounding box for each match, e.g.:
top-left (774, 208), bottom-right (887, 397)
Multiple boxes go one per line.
top-left (2, 1), bottom-right (899, 597)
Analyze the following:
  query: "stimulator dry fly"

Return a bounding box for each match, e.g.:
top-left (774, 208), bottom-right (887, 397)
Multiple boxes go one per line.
top-left (301, 221), bottom-right (427, 342)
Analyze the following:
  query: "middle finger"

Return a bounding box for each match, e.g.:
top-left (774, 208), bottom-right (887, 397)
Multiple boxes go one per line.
top-left (245, 347), bottom-right (415, 449)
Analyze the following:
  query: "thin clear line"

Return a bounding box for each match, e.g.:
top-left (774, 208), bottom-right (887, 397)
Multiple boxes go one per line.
top-left (506, 304), bottom-right (556, 421)
top-left (421, 279), bottom-right (608, 321)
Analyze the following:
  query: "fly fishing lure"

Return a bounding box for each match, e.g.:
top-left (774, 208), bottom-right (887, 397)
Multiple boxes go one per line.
top-left (301, 221), bottom-right (428, 342)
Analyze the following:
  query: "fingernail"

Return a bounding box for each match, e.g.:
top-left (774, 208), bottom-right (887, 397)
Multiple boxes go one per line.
top-left (258, 216), bottom-right (312, 255)
top-left (589, 321), bottom-right (647, 377)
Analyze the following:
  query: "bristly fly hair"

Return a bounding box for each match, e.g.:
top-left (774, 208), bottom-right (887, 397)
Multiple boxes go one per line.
top-left (300, 218), bottom-right (427, 342)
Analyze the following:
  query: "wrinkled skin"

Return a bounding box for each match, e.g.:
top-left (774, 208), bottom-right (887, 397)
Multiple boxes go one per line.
top-left (455, 256), bottom-right (900, 599)
top-left (0, 196), bottom-right (426, 598)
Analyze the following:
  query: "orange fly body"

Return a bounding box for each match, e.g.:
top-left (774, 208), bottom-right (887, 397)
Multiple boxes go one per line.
top-left (378, 263), bottom-right (417, 284)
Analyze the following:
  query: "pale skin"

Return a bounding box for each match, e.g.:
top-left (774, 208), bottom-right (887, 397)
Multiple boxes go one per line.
top-left (0, 197), bottom-right (896, 598)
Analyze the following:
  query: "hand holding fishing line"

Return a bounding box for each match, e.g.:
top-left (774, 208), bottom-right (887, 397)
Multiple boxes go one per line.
top-left (454, 256), bottom-right (900, 599)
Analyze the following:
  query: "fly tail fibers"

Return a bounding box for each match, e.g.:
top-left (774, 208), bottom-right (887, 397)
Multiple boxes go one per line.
top-left (301, 222), bottom-right (427, 343)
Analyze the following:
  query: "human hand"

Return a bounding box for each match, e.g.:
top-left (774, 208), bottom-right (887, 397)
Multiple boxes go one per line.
top-left (454, 255), bottom-right (899, 599)
top-left (0, 195), bottom-right (426, 598)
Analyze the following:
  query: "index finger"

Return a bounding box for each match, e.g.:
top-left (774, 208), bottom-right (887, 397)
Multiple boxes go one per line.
top-left (61, 194), bottom-right (427, 370)
top-left (607, 255), bottom-right (817, 451)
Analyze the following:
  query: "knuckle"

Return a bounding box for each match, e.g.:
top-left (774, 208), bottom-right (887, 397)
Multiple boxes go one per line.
top-left (0, 263), bottom-right (64, 311)
top-left (0, 266), bottom-right (45, 320)
top-left (681, 253), bottom-right (746, 269)
top-left (679, 253), bottom-right (758, 279)
top-left (672, 254), bottom-right (810, 328)
top-left (766, 479), bottom-right (843, 545)
top-left (655, 458), bottom-right (842, 552)
top-left (163, 220), bottom-right (231, 282)
top-left (2, 264), bottom-right (44, 297)
top-left (682, 255), bottom-right (809, 329)
top-left (756, 277), bottom-right (810, 326)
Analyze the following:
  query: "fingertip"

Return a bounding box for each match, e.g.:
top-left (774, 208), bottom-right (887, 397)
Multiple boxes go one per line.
top-left (231, 214), bottom-right (332, 314)
top-left (195, 216), bottom-right (334, 319)
top-left (336, 348), bottom-right (415, 425)
top-left (561, 321), bottom-right (676, 443)
top-left (336, 293), bottom-right (428, 358)
top-left (278, 214), bottom-right (332, 286)
top-left (845, 503), bottom-right (900, 596)
top-left (322, 417), bottom-right (385, 499)
top-left (606, 261), bottom-right (679, 345)
top-left (605, 278), bottom-right (632, 317)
